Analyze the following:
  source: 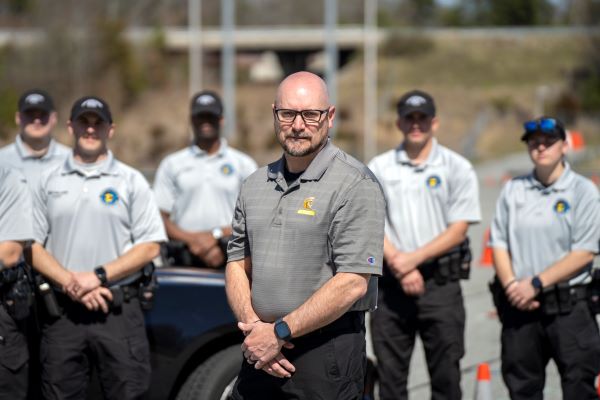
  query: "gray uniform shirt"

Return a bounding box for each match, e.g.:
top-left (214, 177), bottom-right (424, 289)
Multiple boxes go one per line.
top-left (32, 152), bottom-right (166, 280)
top-left (490, 163), bottom-right (600, 285)
top-left (153, 139), bottom-right (257, 231)
top-left (0, 134), bottom-right (70, 189)
top-left (368, 139), bottom-right (481, 252)
top-left (0, 167), bottom-right (33, 244)
top-left (228, 140), bottom-right (385, 322)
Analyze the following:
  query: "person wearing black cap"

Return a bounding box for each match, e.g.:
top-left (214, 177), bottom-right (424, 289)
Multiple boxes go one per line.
top-left (489, 116), bottom-right (600, 398)
top-left (367, 90), bottom-right (481, 399)
top-left (30, 96), bottom-right (167, 399)
top-left (0, 89), bottom-right (69, 188)
top-left (153, 90), bottom-right (257, 269)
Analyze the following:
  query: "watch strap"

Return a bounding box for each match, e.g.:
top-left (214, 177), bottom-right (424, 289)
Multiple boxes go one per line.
top-left (94, 266), bottom-right (108, 286)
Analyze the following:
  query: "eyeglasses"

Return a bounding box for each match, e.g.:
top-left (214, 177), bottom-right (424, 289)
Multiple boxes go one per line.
top-left (273, 108), bottom-right (329, 124)
top-left (523, 118), bottom-right (558, 134)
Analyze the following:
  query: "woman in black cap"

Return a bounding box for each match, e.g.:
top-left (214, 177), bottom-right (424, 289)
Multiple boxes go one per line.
top-left (489, 116), bottom-right (600, 399)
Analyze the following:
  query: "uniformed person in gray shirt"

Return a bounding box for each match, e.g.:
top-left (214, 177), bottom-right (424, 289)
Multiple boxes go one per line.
top-left (490, 116), bottom-right (600, 399)
top-left (154, 90), bottom-right (257, 268)
top-left (30, 96), bottom-right (167, 400)
top-left (225, 71), bottom-right (385, 400)
top-left (0, 89), bottom-right (69, 188)
top-left (0, 167), bottom-right (34, 400)
top-left (368, 90), bottom-right (481, 400)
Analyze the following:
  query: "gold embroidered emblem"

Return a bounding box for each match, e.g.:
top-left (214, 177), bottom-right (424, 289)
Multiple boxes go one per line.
top-left (297, 196), bottom-right (316, 216)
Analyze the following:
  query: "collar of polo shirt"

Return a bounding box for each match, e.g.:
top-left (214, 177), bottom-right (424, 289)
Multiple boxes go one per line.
top-left (62, 151), bottom-right (118, 177)
top-left (527, 161), bottom-right (574, 192)
top-left (15, 134), bottom-right (60, 161)
top-left (267, 139), bottom-right (337, 183)
top-left (395, 138), bottom-right (442, 169)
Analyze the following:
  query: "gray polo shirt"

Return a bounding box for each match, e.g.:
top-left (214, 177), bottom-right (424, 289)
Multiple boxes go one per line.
top-left (228, 140), bottom-right (385, 322)
top-left (368, 139), bottom-right (481, 252)
top-left (154, 139), bottom-right (257, 231)
top-left (0, 134), bottom-right (70, 189)
top-left (0, 167), bottom-right (33, 244)
top-left (32, 152), bottom-right (166, 280)
top-left (490, 163), bottom-right (600, 285)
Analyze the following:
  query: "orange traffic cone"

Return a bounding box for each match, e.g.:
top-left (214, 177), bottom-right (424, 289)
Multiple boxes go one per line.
top-left (474, 363), bottom-right (493, 400)
top-left (479, 228), bottom-right (493, 267)
top-left (567, 130), bottom-right (585, 151)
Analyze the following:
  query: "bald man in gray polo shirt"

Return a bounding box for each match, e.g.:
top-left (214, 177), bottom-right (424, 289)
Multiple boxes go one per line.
top-left (0, 167), bottom-right (34, 400)
top-left (0, 89), bottom-right (69, 188)
top-left (31, 96), bottom-right (166, 400)
top-left (226, 71), bottom-right (385, 400)
top-left (368, 90), bottom-right (480, 400)
top-left (154, 90), bottom-right (257, 268)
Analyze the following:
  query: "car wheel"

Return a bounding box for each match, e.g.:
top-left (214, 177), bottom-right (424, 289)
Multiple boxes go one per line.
top-left (175, 344), bottom-right (242, 400)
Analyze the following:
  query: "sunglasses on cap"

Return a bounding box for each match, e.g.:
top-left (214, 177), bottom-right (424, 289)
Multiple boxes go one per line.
top-left (523, 118), bottom-right (558, 134)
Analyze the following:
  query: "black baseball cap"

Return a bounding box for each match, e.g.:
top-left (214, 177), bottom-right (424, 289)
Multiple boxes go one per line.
top-left (396, 90), bottom-right (436, 118)
top-left (18, 89), bottom-right (55, 113)
top-left (70, 96), bottom-right (113, 123)
top-left (190, 90), bottom-right (223, 117)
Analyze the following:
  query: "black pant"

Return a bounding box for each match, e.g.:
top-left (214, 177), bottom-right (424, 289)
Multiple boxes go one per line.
top-left (0, 304), bottom-right (28, 400)
top-left (371, 277), bottom-right (465, 400)
top-left (232, 312), bottom-right (367, 400)
top-left (40, 295), bottom-right (150, 400)
top-left (500, 301), bottom-right (600, 399)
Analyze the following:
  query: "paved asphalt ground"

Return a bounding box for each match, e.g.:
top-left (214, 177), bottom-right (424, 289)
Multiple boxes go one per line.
top-left (366, 152), bottom-right (600, 399)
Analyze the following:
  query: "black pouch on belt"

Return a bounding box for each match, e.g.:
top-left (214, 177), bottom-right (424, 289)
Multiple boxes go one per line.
top-left (557, 282), bottom-right (573, 314)
top-left (4, 273), bottom-right (33, 321)
top-left (540, 286), bottom-right (559, 316)
top-left (433, 258), bottom-right (450, 285)
top-left (588, 268), bottom-right (600, 315)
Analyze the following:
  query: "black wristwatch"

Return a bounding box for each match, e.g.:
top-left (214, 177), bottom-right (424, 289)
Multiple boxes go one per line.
top-left (274, 318), bottom-right (292, 342)
top-left (531, 276), bottom-right (543, 292)
top-left (94, 266), bottom-right (108, 286)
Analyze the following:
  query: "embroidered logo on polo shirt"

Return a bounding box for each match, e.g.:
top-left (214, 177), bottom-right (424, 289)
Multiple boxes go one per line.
top-left (297, 197), bottom-right (316, 216)
top-left (100, 188), bottom-right (119, 205)
top-left (554, 199), bottom-right (570, 215)
top-left (426, 175), bottom-right (441, 188)
top-left (220, 163), bottom-right (234, 176)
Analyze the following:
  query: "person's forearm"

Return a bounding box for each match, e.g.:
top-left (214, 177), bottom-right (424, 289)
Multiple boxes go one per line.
top-left (103, 242), bottom-right (161, 282)
top-left (538, 250), bottom-right (594, 287)
top-left (31, 242), bottom-right (73, 287)
top-left (161, 212), bottom-right (194, 243)
top-left (0, 241), bottom-right (25, 267)
top-left (283, 272), bottom-right (370, 339)
top-left (492, 247), bottom-right (515, 287)
top-left (413, 221), bottom-right (468, 263)
top-left (225, 257), bottom-right (259, 323)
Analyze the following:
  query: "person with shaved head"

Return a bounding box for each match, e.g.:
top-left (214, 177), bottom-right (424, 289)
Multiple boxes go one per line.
top-left (225, 71), bottom-right (385, 399)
